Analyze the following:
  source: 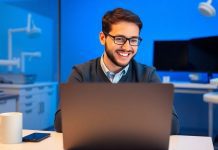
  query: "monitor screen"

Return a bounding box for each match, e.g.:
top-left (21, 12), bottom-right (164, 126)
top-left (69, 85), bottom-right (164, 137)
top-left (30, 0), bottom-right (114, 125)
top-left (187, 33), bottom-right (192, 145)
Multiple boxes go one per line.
top-left (153, 36), bottom-right (218, 73)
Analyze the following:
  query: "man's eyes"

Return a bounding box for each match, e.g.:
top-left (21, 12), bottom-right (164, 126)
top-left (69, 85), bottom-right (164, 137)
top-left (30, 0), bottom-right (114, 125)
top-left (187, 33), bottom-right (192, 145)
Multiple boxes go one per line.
top-left (115, 37), bottom-right (138, 41)
top-left (115, 37), bottom-right (126, 41)
top-left (130, 38), bottom-right (138, 42)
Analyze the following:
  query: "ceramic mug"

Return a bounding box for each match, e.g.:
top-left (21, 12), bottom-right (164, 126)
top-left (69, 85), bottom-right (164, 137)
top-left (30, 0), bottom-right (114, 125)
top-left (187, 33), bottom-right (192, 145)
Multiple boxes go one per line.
top-left (0, 112), bottom-right (23, 144)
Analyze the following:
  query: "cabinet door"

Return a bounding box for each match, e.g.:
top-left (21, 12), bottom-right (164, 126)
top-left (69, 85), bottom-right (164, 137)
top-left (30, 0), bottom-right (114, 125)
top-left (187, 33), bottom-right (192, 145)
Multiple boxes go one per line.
top-left (34, 93), bottom-right (49, 129)
top-left (19, 99), bottom-right (39, 130)
top-left (43, 90), bottom-right (57, 128)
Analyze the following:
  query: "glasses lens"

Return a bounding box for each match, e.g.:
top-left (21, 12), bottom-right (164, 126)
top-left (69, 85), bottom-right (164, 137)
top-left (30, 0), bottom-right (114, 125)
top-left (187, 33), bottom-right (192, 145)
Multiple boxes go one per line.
top-left (130, 38), bottom-right (140, 46)
top-left (114, 37), bottom-right (126, 45)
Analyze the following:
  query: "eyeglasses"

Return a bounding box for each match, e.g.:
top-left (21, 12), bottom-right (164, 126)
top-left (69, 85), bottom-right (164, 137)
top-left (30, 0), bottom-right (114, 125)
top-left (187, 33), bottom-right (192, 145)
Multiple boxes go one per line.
top-left (103, 32), bottom-right (142, 46)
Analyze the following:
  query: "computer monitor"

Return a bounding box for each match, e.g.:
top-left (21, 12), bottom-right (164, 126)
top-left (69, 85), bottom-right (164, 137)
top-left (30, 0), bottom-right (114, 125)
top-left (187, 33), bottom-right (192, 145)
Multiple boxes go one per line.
top-left (153, 36), bottom-right (218, 73)
top-left (153, 40), bottom-right (189, 71)
top-left (188, 36), bottom-right (218, 73)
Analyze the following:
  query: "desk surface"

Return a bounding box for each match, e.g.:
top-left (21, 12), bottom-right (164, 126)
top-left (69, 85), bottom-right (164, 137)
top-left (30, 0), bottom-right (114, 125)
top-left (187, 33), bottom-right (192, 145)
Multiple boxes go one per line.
top-left (172, 82), bottom-right (218, 89)
top-left (172, 82), bottom-right (218, 94)
top-left (0, 130), bottom-right (214, 150)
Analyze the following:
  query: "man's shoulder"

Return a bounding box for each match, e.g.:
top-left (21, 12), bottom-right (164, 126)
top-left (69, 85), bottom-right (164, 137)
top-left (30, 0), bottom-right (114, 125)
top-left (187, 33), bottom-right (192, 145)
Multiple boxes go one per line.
top-left (69, 57), bottom-right (101, 82)
top-left (131, 59), bottom-right (156, 72)
top-left (131, 59), bottom-right (160, 82)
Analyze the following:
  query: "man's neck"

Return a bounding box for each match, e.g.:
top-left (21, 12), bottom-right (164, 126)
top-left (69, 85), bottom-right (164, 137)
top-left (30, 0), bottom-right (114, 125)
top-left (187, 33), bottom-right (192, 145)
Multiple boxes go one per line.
top-left (103, 55), bottom-right (123, 73)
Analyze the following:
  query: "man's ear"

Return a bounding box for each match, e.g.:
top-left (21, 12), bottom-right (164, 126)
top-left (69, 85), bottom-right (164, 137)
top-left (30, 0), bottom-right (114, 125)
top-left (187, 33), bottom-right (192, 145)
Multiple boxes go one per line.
top-left (99, 32), bottom-right (106, 45)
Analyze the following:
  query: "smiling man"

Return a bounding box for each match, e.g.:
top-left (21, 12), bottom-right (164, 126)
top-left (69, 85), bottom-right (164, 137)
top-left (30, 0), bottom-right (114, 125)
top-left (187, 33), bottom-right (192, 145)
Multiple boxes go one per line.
top-left (55, 8), bottom-right (179, 135)
top-left (100, 21), bottom-right (140, 74)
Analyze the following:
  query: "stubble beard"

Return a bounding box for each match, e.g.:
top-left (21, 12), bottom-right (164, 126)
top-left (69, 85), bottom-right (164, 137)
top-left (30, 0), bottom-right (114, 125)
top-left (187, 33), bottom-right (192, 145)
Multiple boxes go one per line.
top-left (104, 44), bottom-right (135, 68)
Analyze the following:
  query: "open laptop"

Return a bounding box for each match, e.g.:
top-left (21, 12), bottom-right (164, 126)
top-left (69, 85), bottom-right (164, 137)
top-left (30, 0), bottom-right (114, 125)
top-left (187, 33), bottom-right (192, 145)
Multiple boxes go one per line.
top-left (60, 83), bottom-right (174, 150)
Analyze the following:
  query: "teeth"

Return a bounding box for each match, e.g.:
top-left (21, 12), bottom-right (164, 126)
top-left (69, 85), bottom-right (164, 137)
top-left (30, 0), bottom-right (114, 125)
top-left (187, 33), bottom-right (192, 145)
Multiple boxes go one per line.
top-left (119, 52), bottom-right (128, 57)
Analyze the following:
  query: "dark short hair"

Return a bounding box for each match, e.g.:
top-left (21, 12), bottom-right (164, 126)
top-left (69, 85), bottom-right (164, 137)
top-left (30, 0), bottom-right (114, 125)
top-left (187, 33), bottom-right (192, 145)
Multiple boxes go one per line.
top-left (102, 8), bottom-right (143, 33)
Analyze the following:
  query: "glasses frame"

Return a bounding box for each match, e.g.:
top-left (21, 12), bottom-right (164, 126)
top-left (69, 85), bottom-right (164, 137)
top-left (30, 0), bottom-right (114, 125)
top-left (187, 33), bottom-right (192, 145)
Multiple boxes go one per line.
top-left (103, 32), bottom-right (142, 46)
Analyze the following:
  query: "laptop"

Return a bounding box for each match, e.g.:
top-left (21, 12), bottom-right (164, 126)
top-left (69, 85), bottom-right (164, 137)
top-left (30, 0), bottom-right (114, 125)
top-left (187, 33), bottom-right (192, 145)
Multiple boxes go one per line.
top-left (60, 83), bottom-right (174, 150)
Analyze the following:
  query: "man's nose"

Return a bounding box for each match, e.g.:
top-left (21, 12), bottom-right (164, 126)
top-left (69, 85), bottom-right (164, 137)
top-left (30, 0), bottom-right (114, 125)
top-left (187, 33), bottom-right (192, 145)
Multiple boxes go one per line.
top-left (121, 40), bottom-right (132, 50)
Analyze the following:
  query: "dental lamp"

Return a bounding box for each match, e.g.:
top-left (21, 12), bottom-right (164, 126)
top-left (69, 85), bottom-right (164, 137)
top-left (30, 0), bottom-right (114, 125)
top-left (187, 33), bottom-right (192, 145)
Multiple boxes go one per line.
top-left (7, 13), bottom-right (41, 71)
top-left (198, 0), bottom-right (216, 17)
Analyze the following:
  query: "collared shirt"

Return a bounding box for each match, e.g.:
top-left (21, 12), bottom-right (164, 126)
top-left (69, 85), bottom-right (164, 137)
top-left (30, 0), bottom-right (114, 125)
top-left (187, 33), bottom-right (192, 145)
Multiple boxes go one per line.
top-left (100, 54), bottom-right (129, 83)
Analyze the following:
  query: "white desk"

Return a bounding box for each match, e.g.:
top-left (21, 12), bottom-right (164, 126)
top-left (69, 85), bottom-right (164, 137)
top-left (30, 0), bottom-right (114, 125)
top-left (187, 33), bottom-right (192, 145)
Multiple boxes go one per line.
top-left (172, 82), bottom-right (218, 138)
top-left (173, 82), bottom-right (218, 94)
top-left (0, 130), bottom-right (214, 150)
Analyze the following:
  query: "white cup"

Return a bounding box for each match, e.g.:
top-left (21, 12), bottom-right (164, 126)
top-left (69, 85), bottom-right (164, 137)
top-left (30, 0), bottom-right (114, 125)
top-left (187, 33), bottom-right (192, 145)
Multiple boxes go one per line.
top-left (0, 112), bottom-right (23, 144)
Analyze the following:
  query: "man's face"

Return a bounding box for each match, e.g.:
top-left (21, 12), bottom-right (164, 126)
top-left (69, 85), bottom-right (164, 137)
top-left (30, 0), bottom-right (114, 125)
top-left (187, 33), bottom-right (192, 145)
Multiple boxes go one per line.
top-left (100, 21), bottom-right (140, 71)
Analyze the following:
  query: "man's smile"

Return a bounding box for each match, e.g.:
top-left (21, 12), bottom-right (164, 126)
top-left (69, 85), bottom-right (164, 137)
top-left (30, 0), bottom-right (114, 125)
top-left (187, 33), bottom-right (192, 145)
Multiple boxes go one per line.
top-left (116, 50), bottom-right (133, 58)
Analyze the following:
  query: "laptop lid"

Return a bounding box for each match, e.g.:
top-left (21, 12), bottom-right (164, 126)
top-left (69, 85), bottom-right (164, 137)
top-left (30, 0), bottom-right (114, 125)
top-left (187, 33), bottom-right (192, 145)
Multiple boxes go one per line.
top-left (60, 83), bottom-right (174, 150)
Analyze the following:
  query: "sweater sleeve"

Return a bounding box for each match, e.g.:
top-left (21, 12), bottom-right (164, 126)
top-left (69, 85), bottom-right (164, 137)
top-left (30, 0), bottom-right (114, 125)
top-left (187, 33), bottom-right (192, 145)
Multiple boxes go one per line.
top-left (171, 106), bottom-right (180, 135)
top-left (68, 67), bottom-right (84, 83)
top-left (147, 67), bottom-right (161, 83)
top-left (54, 108), bottom-right (62, 132)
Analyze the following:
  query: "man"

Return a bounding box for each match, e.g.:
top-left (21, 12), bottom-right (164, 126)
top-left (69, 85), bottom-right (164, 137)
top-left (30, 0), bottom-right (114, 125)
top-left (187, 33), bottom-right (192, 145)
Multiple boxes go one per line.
top-left (55, 8), bottom-right (179, 134)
